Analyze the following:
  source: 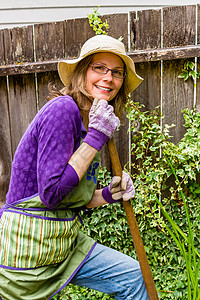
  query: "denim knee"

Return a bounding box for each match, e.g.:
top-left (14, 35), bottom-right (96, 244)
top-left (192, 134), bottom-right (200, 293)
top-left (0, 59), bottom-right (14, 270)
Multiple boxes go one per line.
top-left (114, 260), bottom-right (149, 300)
top-left (71, 244), bottom-right (149, 300)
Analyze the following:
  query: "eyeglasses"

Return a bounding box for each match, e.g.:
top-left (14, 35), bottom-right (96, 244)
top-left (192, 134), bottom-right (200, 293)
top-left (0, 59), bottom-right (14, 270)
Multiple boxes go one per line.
top-left (90, 63), bottom-right (126, 79)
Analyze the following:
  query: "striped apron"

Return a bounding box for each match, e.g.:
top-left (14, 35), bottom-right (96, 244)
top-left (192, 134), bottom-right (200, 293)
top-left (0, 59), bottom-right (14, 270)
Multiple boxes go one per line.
top-left (0, 153), bottom-right (100, 299)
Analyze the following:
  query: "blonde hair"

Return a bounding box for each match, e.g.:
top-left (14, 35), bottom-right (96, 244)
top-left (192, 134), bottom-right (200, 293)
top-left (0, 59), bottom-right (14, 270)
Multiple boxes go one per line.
top-left (48, 54), bottom-right (128, 118)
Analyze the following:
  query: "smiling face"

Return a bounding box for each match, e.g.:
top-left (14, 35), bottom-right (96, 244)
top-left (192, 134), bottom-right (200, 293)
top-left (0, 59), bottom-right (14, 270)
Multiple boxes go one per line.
top-left (85, 52), bottom-right (124, 102)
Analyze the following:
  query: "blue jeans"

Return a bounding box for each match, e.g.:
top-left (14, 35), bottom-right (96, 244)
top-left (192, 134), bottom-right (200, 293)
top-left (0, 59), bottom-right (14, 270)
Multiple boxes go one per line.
top-left (71, 244), bottom-right (149, 299)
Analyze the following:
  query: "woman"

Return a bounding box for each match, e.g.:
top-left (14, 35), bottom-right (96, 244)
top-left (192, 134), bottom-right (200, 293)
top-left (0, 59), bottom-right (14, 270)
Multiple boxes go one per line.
top-left (0, 35), bottom-right (148, 299)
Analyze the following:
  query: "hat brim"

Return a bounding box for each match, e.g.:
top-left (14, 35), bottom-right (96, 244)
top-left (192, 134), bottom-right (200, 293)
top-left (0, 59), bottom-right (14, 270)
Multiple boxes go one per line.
top-left (58, 49), bottom-right (143, 94)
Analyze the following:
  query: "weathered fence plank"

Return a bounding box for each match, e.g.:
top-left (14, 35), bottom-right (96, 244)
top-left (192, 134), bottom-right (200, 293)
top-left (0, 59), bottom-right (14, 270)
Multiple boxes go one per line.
top-left (8, 74), bottom-right (37, 154)
top-left (0, 60), bottom-right (58, 76)
top-left (130, 9), bottom-right (161, 176)
top-left (0, 25), bottom-right (38, 205)
top-left (163, 5), bottom-right (196, 47)
top-left (130, 9), bottom-right (161, 50)
top-left (3, 26), bottom-right (34, 64)
top-left (0, 30), bottom-right (5, 65)
top-left (162, 5), bottom-right (196, 143)
top-left (130, 9), bottom-right (161, 111)
top-left (37, 71), bottom-right (63, 109)
top-left (0, 77), bottom-right (12, 206)
top-left (129, 45), bottom-right (200, 63)
top-left (131, 61), bottom-right (161, 112)
top-left (4, 25), bottom-right (37, 154)
top-left (34, 21), bottom-right (66, 109)
top-left (34, 21), bottom-right (65, 61)
top-left (102, 14), bottom-right (128, 50)
top-left (2, 44), bottom-right (200, 77)
top-left (64, 18), bottom-right (94, 58)
top-left (162, 59), bottom-right (194, 143)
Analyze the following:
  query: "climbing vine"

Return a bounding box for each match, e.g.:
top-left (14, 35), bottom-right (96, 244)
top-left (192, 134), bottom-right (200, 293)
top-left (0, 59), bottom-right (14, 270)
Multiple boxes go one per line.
top-left (88, 6), bottom-right (109, 35)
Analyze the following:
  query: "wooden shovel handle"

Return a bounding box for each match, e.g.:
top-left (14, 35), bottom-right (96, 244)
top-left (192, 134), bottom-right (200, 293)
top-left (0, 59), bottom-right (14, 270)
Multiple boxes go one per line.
top-left (108, 137), bottom-right (159, 300)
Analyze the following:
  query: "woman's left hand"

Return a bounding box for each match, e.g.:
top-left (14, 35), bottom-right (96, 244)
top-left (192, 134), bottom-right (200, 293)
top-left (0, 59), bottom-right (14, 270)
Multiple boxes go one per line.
top-left (102, 171), bottom-right (135, 204)
top-left (87, 172), bottom-right (135, 208)
top-left (109, 171), bottom-right (135, 201)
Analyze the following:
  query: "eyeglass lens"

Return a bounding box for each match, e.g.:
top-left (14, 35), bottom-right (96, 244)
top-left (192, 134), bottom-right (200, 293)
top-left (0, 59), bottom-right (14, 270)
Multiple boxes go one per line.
top-left (91, 64), bottom-right (126, 79)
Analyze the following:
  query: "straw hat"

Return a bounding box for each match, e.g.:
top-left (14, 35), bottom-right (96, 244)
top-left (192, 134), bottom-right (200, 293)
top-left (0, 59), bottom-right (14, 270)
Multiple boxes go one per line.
top-left (58, 35), bottom-right (143, 94)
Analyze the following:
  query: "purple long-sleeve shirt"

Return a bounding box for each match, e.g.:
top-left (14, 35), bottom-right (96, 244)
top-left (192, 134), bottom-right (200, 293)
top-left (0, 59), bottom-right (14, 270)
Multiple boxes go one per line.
top-left (6, 96), bottom-right (83, 209)
top-left (0, 95), bottom-right (110, 218)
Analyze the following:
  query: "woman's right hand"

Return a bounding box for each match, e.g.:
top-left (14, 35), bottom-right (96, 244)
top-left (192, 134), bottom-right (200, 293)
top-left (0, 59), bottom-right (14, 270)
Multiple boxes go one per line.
top-left (88, 98), bottom-right (120, 138)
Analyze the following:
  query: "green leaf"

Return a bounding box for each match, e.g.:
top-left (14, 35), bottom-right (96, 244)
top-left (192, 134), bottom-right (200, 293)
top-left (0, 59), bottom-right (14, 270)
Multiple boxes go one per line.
top-left (178, 70), bottom-right (189, 80)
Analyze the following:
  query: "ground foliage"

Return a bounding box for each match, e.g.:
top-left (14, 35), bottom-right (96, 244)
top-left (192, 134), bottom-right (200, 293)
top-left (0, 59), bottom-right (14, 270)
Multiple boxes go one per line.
top-left (52, 101), bottom-right (200, 299)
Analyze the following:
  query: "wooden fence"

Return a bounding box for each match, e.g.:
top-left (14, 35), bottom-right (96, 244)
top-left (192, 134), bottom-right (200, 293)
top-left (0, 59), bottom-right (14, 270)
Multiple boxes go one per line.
top-left (1, 4), bottom-right (200, 206)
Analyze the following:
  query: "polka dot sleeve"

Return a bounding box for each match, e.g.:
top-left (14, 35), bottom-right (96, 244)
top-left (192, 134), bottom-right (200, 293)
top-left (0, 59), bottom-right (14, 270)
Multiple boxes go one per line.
top-left (36, 97), bottom-right (82, 208)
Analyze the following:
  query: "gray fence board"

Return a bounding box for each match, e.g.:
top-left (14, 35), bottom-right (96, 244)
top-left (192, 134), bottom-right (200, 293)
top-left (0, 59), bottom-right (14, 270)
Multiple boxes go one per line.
top-left (162, 59), bottom-right (194, 143)
top-left (8, 74), bottom-right (37, 154)
top-left (3, 26), bottom-right (34, 64)
top-left (34, 21), bottom-right (66, 61)
top-left (163, 5), bottom-right (196, 47)
top-left (0, 77), bottom-right (12, 205)
top-left (130, 9), bottom-right (161, 50)
top-left (162, 5), bottom-right (196, 143)
top-left (34, 21), bottom-right (66, 109)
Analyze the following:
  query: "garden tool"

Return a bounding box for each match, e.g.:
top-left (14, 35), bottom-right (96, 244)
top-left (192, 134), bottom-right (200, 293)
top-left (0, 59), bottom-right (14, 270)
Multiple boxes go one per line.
top-left (92, 97), bottom-right (158, 298)
top-left (108, 136), bottom-right (159, 300)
